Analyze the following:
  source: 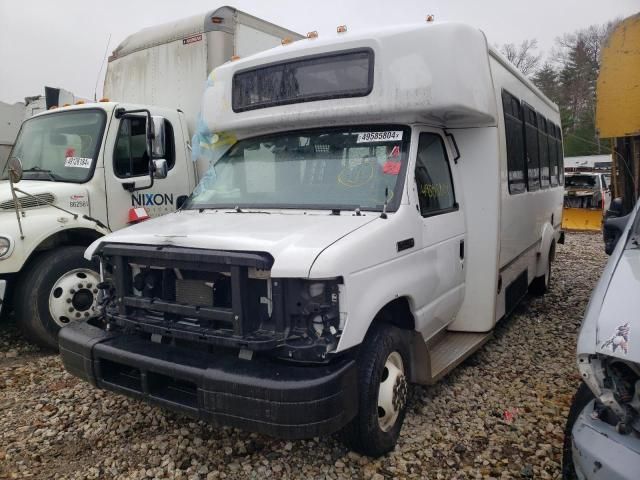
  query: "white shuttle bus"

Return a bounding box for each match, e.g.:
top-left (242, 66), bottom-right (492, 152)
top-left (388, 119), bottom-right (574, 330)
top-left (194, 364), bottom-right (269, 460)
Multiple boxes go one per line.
top-left (60, 20), bottom-right (564, 456)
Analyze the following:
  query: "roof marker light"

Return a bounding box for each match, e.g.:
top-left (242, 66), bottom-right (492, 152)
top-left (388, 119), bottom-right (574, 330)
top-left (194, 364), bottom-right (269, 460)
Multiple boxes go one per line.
top-left (211, 16), bottom-right (223, 24)
top-left (62, 103), bottom-right (71, 107)
top-left (48, 105), bottom-right (58, 110)
top-left (231, 55), bottom-right (240, 61)
top-left (426, 14), bottom-right (435, 22)
top-left (337, 25), bottom-right (347, 34)
top-left (307, 31), bottom-right (318, 39)
top-left (281, 37), bottom-right (294, 45)
top-left (75, 100), bottom-right (85, 105)
top-left (99, 98), bottom-right (110, 102)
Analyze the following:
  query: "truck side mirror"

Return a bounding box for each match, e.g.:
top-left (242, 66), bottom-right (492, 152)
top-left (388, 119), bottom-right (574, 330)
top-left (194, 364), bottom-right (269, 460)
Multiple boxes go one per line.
top-left (152, 159), bottom-right (168, 179)
top-left (7, 157), bottom-right (23, 184)
top-left (151, 116), bottom-right (166, 159)
top-left (607, 197), bottom-right (624, 218)
top-left (603, 213), bottom-right (630, 255)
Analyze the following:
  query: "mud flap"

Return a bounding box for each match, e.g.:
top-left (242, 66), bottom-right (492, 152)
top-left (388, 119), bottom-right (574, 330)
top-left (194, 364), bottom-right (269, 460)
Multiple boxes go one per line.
top-left (562, 208), bottom-right (603, 231)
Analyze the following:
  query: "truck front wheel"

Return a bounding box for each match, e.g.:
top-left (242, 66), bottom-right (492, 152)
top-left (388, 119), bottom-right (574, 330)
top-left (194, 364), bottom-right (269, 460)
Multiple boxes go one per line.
top-left (16, 246), bottom-right (99, 350)
top-left (340, 324), bottom-right (410, 457)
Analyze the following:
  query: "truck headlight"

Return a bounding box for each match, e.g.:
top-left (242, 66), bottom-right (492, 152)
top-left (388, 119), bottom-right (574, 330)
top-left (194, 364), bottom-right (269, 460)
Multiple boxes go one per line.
top-left (0, 236), bottom-right (13, 259)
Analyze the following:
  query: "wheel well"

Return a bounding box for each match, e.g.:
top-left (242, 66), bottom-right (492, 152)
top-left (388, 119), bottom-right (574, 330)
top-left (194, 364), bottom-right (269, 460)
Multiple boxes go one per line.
top-left (21, 229), bottom-right (102, 276)
top-left (371, 297), bottom-right (415, 331)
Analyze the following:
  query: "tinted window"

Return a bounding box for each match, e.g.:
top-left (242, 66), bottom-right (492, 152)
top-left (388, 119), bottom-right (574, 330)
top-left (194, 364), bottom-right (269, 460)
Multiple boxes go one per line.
top-left (415, 133), bottom-right (456, 216)
top-left (523, 104), bottom-right (540, 191)
top-left (233, 49), bottom-right (373, 112)
top-left (501, 90), bottom-right (526, 194)
top-left (538, 116), bottom-right (550, 188)
top-left (556, 125), bottom-right (564, 185)
top-left (114, 117), bottom-right (175, 178)
top-left (549, 122), bottom-right (559, 186)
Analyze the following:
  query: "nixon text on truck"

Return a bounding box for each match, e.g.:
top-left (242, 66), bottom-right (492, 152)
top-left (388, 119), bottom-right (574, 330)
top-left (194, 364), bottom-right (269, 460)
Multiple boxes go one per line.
top-left (0, 7), bottom-right (301, 349)
top-left (60, 20), bottom-right (565, 455)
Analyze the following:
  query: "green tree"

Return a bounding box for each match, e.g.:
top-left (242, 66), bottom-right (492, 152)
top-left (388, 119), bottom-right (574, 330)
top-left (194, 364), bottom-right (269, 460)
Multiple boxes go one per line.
top-left (532, 63), bottom-right (559, 103)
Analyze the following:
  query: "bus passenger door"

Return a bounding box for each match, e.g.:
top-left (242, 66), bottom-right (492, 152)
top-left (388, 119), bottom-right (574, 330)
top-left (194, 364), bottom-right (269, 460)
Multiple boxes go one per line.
top-left (411, 130), bottom-right (466, 340)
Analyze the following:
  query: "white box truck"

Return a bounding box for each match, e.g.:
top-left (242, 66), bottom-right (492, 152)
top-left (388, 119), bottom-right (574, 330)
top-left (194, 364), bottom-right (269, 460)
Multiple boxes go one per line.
top-left (60, 20), bottom-right (565, 455)
top-left (0, 6), bottom-right (301, 348)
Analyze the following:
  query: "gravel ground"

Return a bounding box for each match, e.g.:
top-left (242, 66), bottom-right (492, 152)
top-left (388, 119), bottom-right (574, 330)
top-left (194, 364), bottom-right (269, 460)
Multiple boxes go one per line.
top-left (0, 232), bottom-right (607, 480)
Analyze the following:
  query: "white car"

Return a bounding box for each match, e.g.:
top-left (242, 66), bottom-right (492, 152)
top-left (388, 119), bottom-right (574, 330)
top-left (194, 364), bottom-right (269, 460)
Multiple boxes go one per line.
top-left (563, 199), bottom-right (640, 479)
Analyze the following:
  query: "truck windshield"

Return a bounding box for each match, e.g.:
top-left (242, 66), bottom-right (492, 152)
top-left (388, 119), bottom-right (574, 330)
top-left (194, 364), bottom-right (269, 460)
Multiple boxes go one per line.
top-left (2, 109), bottom-right (106, 183)
top-left (186, 126), bottom-right (410, 212)
top-left (565, 175), bottom-right (597, 188)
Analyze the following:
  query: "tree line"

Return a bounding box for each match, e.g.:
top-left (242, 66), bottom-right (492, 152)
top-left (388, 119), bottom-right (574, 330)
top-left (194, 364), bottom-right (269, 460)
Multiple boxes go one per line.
top-left (499, 19), bottom-right (620, 157)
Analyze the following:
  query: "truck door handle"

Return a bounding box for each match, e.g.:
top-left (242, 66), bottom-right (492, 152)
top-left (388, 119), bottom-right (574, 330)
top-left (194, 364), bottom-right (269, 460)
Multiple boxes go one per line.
top-left (459, 240), bottom-right (465, 260)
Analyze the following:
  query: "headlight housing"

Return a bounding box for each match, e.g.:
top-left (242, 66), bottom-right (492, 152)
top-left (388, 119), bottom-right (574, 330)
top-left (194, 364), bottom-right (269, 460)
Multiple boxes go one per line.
top-left (578, 353), bottom-right (640, 433)
top-left (0, 236), bottom-right (13, 259)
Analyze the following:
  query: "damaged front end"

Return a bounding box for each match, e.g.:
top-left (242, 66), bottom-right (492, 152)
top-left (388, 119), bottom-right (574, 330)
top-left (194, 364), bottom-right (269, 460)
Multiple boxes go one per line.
top-left (59, 242), bottom-right (358, 439)
top-left (578, 353), bottom-right (640, 434)
top-left (95, 242), bottom-right (343, 362)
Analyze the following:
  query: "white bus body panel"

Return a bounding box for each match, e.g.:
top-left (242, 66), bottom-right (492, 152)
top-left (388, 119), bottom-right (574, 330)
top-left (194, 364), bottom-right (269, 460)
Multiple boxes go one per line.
top-left (203, 22), bottom-right (498, 138)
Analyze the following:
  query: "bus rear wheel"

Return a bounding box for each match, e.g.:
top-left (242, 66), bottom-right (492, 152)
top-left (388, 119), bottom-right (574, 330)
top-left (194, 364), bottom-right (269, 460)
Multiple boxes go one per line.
top-left (16, 246), bottom-right (99, 350)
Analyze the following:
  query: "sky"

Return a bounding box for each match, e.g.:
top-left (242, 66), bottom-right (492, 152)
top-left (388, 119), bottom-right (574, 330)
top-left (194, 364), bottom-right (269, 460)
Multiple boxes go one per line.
top-left (0, 0), bottom-right (638, 104)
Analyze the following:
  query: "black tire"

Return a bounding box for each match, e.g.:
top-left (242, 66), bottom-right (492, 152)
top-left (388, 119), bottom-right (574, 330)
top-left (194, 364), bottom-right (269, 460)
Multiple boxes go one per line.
top-left (15, 246), bottom-right (98, 350)
top-left (340, 324), bottom-right (410, 457)
top-left (562, 382), bottom-right (595, 480)
top-left (530, 252), bottom-right (552, 296)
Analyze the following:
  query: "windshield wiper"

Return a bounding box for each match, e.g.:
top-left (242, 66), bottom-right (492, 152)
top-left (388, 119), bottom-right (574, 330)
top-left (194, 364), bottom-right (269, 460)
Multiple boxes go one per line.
top-left (22, 167), bottom-right (59, 182)
top-left (225, 206), bottom-right (271, 214)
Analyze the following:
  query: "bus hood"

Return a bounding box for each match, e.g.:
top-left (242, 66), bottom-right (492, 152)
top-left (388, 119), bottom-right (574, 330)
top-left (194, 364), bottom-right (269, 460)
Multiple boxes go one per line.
top-left (0, 180), bottom-right (91, 214)
top-left (86, 209), bottom-right (378, 277)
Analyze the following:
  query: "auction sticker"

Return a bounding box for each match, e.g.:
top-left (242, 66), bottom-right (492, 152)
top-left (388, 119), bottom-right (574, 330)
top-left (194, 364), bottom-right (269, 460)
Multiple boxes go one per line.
top-left (64, 157), bottom-right (92, 168)
top-left (357, 131), bottom-right (403, 143)
top-left (69, 194), bottom-right (89, 208)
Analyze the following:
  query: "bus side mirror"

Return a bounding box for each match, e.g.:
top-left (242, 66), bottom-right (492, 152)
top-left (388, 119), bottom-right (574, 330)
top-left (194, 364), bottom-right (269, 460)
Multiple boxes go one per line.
top-left (603, 213), bottom-right (630, 255)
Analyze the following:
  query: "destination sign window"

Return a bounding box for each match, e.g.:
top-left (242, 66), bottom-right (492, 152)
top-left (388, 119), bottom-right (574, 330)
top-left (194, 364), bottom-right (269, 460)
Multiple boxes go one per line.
top-left (232, 49), bottom-right (374, 112)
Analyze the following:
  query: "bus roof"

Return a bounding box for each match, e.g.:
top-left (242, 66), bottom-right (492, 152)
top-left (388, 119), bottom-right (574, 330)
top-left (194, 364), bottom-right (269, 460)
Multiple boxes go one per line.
top-left (202, 21), bottom-right (553, 137)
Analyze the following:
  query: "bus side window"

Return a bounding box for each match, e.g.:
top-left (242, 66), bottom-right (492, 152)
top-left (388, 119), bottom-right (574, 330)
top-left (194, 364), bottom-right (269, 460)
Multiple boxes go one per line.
top-left (502, 90), bottom-right (526, 194)
top-left (523, 104), bottom-right (540, 191)
top-left (415, 133), bottom-right (456, 216)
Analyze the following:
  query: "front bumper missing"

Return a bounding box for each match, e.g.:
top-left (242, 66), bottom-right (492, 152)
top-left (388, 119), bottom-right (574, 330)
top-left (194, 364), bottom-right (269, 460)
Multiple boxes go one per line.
top-left (571, 400), bottom-right (640, 480)
top-left (59, 320), bottom-right (358, 439)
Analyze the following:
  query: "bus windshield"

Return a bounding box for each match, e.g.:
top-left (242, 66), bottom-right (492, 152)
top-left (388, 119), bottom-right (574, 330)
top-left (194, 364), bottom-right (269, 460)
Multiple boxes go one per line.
top-left (186, 126), bottom-right (410, 212)
top-left (2, 109), bottom-right (106, 183)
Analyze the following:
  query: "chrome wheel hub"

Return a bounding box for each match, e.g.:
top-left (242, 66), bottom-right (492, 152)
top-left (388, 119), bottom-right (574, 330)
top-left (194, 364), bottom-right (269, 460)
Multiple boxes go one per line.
top-left (49, 268), bottom-right (100, 327)
top-left (377, 351), bottom-right (407, 432)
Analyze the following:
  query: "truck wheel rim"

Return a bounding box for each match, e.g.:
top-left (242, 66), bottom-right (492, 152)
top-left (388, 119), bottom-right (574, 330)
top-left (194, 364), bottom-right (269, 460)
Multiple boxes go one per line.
top-left (377, 351), bottom-right (407, 432)
top-left (49, 268), bottom-right (100, 327)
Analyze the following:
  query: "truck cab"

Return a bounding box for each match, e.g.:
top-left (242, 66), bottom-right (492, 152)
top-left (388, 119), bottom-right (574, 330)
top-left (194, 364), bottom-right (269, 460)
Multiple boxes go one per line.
top-left (0, 101), bottom-right (192, 347)
top-left (0, 7), bottom-right (300, 349)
